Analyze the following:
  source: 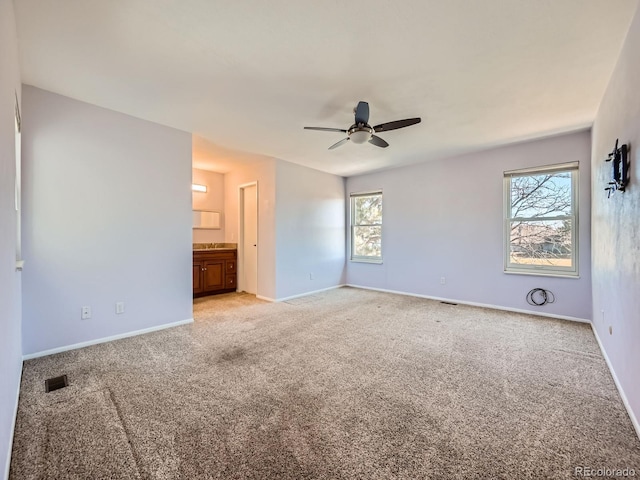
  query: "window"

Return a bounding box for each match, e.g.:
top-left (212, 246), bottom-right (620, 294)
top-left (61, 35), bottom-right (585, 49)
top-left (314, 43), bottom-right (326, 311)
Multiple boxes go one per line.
top-left (15, 92), bottom-right (23, 270)
top-left (504, 162), bottom-right (578, 277)
top-left (350, 191), bottom-right (382, 262)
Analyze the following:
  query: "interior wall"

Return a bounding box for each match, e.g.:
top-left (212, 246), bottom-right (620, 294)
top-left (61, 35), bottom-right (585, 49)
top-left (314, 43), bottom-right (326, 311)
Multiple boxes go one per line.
top-left (591, 2), bottom-right (640, 434)
top-left (224, 158), bottom-right (277, 300)
top-left (21, 86), bottom-right (193, 356)
top-left (275, 160), bottom-right (346, 299)
top-left (346, 130), bottom-right (592, 320)
top-left (0, 1), bottom-right (23, 477)
top-left (192, 168), bottom-right (225, 244)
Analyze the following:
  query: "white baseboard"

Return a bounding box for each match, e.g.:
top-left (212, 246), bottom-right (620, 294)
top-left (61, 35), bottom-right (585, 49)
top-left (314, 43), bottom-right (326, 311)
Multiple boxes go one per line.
top-left (255, 295), bottom-right (275, 302)
top-left (22, 318), bottom-right (194, 361)
top-left (258, 284), bottom-right (347, 303)
top-left (591, 324), bottom-right (640, 441)
top-left (4, 359), bottom-right (23, 480)
top-left (345, 284), bottom-right (591, 324)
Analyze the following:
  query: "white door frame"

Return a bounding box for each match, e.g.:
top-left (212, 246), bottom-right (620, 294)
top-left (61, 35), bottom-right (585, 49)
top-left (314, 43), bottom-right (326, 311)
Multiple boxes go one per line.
top-left (238, 181), bottom-right (258, 295)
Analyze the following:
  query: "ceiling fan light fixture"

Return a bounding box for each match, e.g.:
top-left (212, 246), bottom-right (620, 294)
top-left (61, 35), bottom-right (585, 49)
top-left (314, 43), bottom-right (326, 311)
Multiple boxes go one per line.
top-left (304, 101), bottom-right (421, 150)
top-left (350, 129), bottom-right (371, 144)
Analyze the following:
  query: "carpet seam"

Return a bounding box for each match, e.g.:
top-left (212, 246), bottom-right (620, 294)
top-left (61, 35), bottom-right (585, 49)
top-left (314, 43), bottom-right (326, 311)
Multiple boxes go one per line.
top-left (106, 388), bottom-right (144, 479)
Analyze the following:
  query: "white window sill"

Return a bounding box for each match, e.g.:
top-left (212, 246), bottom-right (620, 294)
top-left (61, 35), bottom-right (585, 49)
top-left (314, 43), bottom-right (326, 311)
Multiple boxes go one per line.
top-left (504, 269), bottom-right (579, 279)
top-left (350, 258), bottom-right (383, 264)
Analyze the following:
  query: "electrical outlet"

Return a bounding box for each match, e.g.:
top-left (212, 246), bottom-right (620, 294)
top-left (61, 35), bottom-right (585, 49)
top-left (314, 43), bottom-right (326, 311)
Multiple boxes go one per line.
top-left (440, 277), bottom-right (446, 285)
top-left (116, 302), bottom-right (125, 314)
top-left (309, 273), bottom-right (314, 280)
top-left (81, 306), bottom-right (91, 320)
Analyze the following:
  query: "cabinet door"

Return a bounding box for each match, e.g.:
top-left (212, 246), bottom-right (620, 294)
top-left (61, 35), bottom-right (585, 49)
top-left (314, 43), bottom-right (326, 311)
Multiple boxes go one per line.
top-left (193, 262), bottom-right (203, 294)
top-left (203, 260), bottom-right (225, 292)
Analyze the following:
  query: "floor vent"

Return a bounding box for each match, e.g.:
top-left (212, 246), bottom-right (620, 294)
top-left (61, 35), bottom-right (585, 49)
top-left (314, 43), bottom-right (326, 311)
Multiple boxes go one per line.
top-left (440, 301), bottom-right (458, 306)
top-left (45, 375), bottom-right (69, 393)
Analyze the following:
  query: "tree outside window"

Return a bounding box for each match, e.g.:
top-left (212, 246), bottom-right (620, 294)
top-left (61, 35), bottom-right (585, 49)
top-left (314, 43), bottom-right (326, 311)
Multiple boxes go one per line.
top-left (505, 163), bottom-right (578, 276)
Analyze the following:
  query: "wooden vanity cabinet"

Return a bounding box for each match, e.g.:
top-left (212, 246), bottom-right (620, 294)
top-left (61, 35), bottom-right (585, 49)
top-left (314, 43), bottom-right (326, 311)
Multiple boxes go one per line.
top-left (193, 250), bottom-right (237, 297)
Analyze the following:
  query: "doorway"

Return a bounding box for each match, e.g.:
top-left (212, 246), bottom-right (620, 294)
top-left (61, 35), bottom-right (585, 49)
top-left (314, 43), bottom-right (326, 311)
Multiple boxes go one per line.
top-left (239, 183), bottom-right (258, 295)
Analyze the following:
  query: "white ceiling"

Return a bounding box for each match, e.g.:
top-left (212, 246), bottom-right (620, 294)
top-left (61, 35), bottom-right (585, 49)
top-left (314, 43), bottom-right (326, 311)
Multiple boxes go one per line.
top-left (14, 0), bottom-right (638, 176)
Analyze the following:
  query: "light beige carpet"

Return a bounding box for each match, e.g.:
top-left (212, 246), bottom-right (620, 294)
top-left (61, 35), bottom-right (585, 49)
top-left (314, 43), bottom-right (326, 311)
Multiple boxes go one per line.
top-left (10, 287), bottom-right (640, 479)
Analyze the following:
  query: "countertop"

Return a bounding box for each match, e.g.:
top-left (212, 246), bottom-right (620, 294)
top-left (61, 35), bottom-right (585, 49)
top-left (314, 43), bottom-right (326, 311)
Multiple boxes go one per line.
top-left (193, 243), bottom-right (237, 252)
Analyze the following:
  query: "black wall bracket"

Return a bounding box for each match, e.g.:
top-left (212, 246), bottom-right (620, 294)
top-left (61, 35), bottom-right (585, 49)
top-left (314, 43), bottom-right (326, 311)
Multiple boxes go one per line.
top-left (604, 139), bottom-right (630, 198)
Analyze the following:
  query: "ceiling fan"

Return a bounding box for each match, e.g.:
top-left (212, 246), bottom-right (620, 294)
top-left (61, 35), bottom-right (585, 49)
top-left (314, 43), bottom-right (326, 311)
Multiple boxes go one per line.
top-left (304, 101), bottom-right (421, 150)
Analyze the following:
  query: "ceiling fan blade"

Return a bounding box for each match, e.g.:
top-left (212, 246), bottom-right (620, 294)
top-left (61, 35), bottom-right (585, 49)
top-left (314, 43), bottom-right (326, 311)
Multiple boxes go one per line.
top-left (368, 135), bottom-right (389, 148)
top-left (304, 126), bottom-right (347, 133)
top-left (373, 118), bottom-right (421, 133)
top-left (354, 101), bottom-right (370, 124)
top-left (328, 138), bottom-right (350, 150)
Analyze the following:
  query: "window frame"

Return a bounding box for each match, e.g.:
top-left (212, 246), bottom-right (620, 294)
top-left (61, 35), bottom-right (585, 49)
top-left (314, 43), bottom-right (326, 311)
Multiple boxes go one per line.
top-left (503, 162), bottom-right (579, 278)
top-left (15, 92), bottom-right (23, 271)
top-left (350, 190), bottom-right (383, 264)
